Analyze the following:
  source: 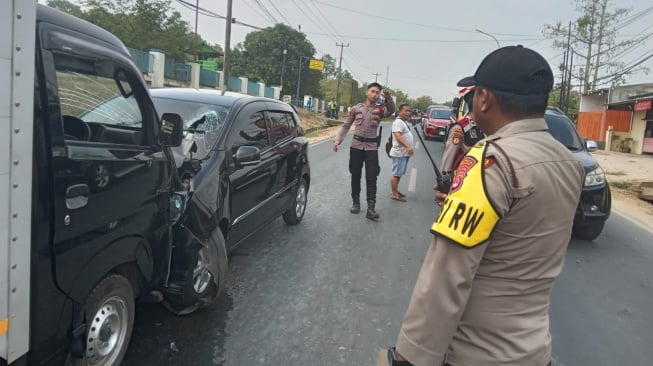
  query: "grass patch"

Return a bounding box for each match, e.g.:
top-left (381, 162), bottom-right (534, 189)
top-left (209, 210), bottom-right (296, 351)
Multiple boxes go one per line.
top-left (606, 170), bottom-right (627, 176)
top-left (612, 181), bottom-right (631, 189)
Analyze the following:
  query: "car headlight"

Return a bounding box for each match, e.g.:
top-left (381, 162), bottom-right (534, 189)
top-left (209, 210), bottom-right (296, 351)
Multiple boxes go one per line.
top-left (584, 166), bottom-right (606, 187)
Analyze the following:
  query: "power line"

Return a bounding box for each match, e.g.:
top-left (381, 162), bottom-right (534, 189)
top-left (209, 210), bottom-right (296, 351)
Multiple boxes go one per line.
top-left (176, 0), bottom-right (264, 29)
top-left (290, 0), bottom-right (339, 44)
top-left (312, 0), bottom-right (540, 37)
top-left (306, 31), bottom-right (543, 43)
top-left (241, 0), bottom-right (271, 22)
top-left (615, 7), bottom-right (653, 31)
top-left (308, 0), bottom-right (345, 42)
top-left (252, 0), bottom-right (278, 24)
top-left (595, 52), bottom-right (653, 83)
top-left (266, 0), bottom-right (291, 25)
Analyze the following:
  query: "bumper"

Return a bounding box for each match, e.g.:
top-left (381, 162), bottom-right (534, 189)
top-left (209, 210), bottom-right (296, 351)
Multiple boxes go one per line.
top-left (574, 183), bottom-right (611, 224)
top-left (424, 126), bottom-right (447, 139)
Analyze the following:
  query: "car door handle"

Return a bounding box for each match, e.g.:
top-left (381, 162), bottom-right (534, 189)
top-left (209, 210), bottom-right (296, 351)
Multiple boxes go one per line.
top-left (66, 184), bottom-right (89, 210)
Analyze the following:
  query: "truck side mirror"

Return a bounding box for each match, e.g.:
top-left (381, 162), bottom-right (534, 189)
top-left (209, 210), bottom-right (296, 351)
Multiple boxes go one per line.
top-left (585, 140), bottom-right (598, 152)
top-left (160, 113), bottom-right (183, 147)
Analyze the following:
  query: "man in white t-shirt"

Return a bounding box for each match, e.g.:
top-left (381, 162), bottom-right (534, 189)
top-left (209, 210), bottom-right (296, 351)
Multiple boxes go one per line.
top-left (389, 104), bottom-right (414, 201)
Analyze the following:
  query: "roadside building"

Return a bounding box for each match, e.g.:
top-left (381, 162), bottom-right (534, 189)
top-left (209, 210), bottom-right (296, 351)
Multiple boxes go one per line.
top-left (577, 83), bottom-right (653, 155)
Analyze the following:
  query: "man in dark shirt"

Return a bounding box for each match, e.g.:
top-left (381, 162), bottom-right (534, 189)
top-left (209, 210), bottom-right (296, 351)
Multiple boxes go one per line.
top-left (333, 82), bottom-right (395, 220)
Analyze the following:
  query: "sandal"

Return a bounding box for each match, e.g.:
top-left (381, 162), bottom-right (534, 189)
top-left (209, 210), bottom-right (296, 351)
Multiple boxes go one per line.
top-left (397, 192), bottom-right (406, 198)
top-left (390, 195), bottom-right (407, 202)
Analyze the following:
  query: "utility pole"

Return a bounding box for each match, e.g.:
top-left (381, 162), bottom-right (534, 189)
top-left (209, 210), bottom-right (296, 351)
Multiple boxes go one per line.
top-left (385, 65), bottom-right (389, 86)
top-left (221, 0), bottom-right (233, 95)
top-left (335, 42), bottom-right (349, 107)
top-left (372, 72), bottom-right (382, 82)
top-left (193, 0), bottom-right (200, 61)
top-left (559, 48), bottom-right (568, 110)
top-left (565, 51), bottom-right (574, 115)
top-left (295, 55), bottom-right (310, 107)
top-left (560, 21), bottom-right (572, 110)
top-left (280, 37), bottom-right (288, 97)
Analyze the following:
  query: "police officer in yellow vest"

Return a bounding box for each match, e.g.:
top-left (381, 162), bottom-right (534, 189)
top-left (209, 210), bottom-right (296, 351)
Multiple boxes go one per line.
top-left (386, 46), bottom-right (585, 366)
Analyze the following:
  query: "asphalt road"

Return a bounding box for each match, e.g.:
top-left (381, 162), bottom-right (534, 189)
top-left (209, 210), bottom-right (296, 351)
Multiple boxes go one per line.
top-left (124, 122), bottom-right (653, 366)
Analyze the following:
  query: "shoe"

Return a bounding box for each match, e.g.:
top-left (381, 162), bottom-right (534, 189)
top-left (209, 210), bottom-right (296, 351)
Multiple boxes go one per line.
top-left (387, 347), bottom-right (413, 366)
top-left (397, 192), bottom-right (406, 198)
top-left (350, 202), bottom-right (360, 214)
top-left (366, 200), bottom-right (380, 220)
top-left (390, 195), bottom-right (407, 202)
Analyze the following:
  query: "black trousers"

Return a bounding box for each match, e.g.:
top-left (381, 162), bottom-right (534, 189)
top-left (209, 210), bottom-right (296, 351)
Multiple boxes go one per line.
top-left (349, 147), bottom-right (379, 202)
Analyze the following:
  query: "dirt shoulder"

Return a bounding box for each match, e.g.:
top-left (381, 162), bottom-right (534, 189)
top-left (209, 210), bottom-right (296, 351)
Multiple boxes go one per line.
top-left (592, 150), bottom-right (653, 230)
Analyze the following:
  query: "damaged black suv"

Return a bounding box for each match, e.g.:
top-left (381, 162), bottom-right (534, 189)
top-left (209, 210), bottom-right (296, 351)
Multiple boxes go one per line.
top-left (544, 107), bottom-right (611, 241)
top-left (151, 88), bottom-right (311, 244)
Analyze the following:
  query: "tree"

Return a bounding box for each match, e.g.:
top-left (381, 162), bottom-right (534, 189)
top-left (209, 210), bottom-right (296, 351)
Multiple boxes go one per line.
top-left (321, 54), bottom-right (338, 80)
top-left (549, 87), bottom-right (581, 122)
top-left (544, 0), bottom-right (644, 93)
top-left (412, 96), bottom-right (435, 111)
top-left (56, 0), bottom-right (195, 60)
top-left (47, 0), bottom-right (82, 15)
top-left (230, 24), bottom-right (320, 100)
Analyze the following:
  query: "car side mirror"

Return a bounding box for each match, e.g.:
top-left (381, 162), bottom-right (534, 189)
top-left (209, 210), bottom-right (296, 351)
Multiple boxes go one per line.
top-left (160, 113), bottom-right (184, 147)
top-left (234, 146), bottom-right (261, 166)
top-left (586, 140), bottom-right (598, 152)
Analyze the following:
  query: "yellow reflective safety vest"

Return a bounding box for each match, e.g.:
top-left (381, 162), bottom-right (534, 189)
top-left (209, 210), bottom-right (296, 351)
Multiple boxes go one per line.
top-left (431, 142), bottom-right (500, 247)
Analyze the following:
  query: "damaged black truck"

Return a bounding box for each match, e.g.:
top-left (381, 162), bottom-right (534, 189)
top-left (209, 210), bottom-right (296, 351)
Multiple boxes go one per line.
top-left (2, 3), bottom-right (227, 365)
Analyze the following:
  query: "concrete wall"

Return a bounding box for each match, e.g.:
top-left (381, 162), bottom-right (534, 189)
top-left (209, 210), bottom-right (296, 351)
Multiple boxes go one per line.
top-left (580, 92), bottom-right (608, 112)
top-left (632, 110), bottom-right (647, 154)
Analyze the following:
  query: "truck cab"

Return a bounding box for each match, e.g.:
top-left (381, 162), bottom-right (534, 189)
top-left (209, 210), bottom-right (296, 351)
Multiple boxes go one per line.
top-left (2, 4), bottom-right (221, 366)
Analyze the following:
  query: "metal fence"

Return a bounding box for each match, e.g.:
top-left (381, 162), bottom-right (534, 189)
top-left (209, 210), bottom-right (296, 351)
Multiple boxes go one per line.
top-left (200, 68), bottom-right (219, 87)
top-left (128, 48), bottom-right (153, 73)
top-left (228, 76), bottom-right (241, 92)
top-left (126, 49), bottom-right (280, 99)
top-left (248, 81), bottom-right (259, 95)
top-left (164, 60), bottom-right (191, 81)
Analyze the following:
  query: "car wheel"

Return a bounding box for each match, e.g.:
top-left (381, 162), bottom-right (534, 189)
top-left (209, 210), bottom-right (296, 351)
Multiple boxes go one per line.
top-left (163, 232), bottom-right (227, 315)
top-left (572, 220), bottom-right (606, 241)
top-left (72, 274), bottom-right (134, 366)
top-left (283, 178), bottom-right (308, 225)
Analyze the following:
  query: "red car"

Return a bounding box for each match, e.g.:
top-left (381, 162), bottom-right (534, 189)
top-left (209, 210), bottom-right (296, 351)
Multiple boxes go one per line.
top-left (423, 106), bottom-right (453, 140)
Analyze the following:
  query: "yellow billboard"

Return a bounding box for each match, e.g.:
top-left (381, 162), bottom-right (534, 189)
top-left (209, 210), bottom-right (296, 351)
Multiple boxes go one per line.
top-left (309, 59), bottom-right (324, 71)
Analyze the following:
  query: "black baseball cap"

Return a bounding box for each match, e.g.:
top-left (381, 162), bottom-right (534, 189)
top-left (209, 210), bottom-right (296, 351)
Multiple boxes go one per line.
top-left (457, 45), bottom-right (554, 95)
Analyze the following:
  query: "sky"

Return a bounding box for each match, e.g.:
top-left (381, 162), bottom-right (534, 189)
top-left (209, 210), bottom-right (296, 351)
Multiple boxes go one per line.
top-left (172, 1), bottom-right (652, 102)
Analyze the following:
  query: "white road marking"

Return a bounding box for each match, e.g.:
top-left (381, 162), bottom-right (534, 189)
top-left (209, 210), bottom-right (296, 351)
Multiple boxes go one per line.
top-left (408, 168), bottom-right (417, 192)
top-left (415, 141), bottom-right (420, 150)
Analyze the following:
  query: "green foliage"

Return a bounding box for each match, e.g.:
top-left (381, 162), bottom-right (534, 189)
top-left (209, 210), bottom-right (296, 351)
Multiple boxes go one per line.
top-left (230, 24), bottom-right (321, 100)
top-left (548, 87), bottom-right (581, 122)
top-left (49, 0), bottom-right (195, 60)
top-left (47, 0), bottom-right (82, 15)
top-left (412, 96), bottom-right (435, 111)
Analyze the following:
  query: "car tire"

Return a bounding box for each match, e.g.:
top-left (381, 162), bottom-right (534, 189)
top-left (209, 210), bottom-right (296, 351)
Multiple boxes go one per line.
top-left (163, 236), bottom-right (226, 315)
top-left (72, 274), bottom-right (134, 366)
top-left (283, 178), bottom-right (308, 225)
top-left (572, 220), bottom-right (606, 241)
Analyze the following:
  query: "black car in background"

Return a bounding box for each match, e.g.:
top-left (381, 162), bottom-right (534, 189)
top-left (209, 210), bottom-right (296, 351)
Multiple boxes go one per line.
top-left (544, 107), bottom-right (611, 241)
top-left (150, 88), bottom-right (311, 251)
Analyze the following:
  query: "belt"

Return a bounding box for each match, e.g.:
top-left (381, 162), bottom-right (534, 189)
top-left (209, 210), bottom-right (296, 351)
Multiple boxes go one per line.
top-left (353, 135), bottom-right (377, 142)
